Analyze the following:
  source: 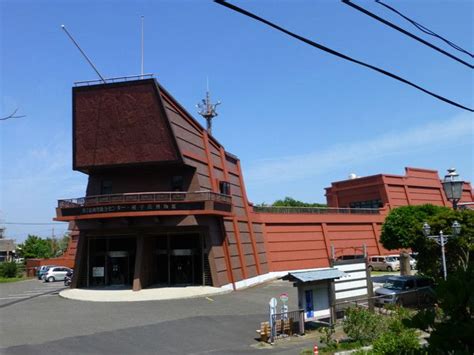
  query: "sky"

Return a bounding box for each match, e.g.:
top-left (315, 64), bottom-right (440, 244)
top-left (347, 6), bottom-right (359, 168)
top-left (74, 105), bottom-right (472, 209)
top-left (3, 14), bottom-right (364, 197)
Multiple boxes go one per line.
top-left (1, 0), bottom-right (473, 242)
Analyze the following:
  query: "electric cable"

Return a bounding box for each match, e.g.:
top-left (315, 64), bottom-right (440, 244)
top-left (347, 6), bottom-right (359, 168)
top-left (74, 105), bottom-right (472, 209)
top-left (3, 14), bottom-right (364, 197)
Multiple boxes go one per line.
top-left (2, 222), bottom-right (66, 225)
top-left (214, 0), bottom-right (474, 112)
top-left (342, 0), bottom-right (473, 69)
top-left (375, 0), bottom-right (474, 59)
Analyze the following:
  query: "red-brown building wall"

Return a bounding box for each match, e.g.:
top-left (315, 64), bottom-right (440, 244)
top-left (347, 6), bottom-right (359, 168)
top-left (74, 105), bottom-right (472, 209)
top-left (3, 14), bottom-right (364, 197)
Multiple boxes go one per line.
top-left (326, 167), bottom-right (473, 210)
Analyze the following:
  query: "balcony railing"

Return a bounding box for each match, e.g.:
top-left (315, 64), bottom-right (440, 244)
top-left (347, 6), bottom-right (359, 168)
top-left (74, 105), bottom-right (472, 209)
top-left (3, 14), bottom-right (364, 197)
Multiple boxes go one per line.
top-left (58, 191), bottom-right (232, 208)
top-left (253, 206), bottom-right (380, 215)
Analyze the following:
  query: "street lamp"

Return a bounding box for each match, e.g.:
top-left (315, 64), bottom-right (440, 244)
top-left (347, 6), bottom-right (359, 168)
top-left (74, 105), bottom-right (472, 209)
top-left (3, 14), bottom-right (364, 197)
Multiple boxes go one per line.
top-left (422, 220), bottom-right (461, 280)
top-left (442, 168), bottom-right (464, 210)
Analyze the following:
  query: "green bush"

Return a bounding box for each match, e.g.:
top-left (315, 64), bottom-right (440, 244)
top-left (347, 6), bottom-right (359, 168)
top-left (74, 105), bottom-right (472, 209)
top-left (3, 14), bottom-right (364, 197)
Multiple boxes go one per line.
top-left (0, 262), bottom-right (18, 278)
top-left (371, 328), bottom-right (420, 354)
top-left (343, 307), bottom-right (385, 345)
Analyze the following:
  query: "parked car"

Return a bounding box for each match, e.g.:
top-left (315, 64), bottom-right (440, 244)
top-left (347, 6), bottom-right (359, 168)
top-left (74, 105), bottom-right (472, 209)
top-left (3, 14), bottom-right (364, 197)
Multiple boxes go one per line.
top-left (44, 266), bottom-right (73, 282)
top-left (387, 254), bottom-right (417, 270)
top-left (37, 265), bottom-right (57, 280)
top-left (368, 256), bottom-right (400, 272)
top-left (374, 275), bottom-right (435, 307)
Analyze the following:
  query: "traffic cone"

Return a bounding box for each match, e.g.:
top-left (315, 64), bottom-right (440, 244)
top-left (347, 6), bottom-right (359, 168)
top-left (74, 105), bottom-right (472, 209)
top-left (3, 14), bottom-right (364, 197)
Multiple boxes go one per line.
top-left (313, 344), bottom-right (319, 355)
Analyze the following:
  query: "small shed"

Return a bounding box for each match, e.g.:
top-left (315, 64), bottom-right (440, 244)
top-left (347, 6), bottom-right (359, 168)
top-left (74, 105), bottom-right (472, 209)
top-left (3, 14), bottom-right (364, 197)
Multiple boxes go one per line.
top-left (283, 268), bottom-right (346, 325)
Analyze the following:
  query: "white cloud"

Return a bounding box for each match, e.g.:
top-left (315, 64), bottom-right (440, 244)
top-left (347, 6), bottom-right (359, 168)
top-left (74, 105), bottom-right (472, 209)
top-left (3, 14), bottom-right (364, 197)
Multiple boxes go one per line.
top-left (245, 113), bottom-right (473, 184)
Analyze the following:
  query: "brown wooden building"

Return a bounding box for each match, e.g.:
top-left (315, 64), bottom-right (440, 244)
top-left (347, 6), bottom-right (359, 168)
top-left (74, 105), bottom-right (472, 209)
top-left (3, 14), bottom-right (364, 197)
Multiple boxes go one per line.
top-left (55, 77), bottom-right (473, 291)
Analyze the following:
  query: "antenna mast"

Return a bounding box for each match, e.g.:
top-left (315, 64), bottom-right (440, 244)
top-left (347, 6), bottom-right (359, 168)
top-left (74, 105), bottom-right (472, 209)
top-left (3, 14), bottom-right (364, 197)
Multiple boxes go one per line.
top-left (61, 25), bottom-right (106, 83)
top-left (197, 80), bottom-right (221, 135)
top-left (141, 16), bottom-right (144, 78)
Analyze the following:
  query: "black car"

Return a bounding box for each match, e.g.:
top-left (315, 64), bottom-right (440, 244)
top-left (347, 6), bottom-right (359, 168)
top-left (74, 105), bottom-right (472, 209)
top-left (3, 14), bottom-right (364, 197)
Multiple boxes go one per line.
top-left (374, 275), bottom-right (435, 307)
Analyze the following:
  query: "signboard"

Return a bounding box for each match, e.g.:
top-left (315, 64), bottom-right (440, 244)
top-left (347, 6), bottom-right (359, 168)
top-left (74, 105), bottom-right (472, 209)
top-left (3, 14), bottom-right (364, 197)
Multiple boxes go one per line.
top-left (92, 267), bottom-right (104, 277)
top-left (305, 289), bottom-right (314, 318)
top-left (279, 293), bottom-right (288, 303)
top-left (269, 297), bottom-right (278, 341)
top-left (61, 202), bottom-right (206, 216)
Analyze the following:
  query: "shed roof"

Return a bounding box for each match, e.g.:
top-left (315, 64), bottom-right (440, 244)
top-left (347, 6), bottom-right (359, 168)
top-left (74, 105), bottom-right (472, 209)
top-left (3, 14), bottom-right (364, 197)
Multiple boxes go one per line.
top-left (283, 268), bottom-right (346, 283)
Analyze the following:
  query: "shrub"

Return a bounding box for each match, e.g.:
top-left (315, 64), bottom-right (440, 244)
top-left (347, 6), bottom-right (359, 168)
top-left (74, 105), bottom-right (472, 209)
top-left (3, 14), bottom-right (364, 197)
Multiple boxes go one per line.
top-left (371, 328), bottom-right (420, 354)
top-left (343, 307), bottom-right (385, 345)
top-left (0, 262), bottom-right (18, 278)
top-left (318, 326), bottom-right (336, 349)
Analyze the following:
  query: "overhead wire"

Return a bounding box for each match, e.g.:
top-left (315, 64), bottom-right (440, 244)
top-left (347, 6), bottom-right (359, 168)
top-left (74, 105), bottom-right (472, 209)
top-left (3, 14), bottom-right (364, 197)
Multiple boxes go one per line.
top-left (2, 222), bottom-right (66, 225)
top-left (214, 0), bottom-right (474, 112)
top-left (341, 0), bottom-right (473, 69)
top-left (375, 0), bottom-right (474, 59)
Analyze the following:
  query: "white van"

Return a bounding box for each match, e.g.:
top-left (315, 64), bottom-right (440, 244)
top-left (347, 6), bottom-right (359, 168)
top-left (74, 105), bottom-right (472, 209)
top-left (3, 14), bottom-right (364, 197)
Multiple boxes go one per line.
top-left (388, 254), bottom-right (416, 270)
top-left (368, 256), bottom-right (400, 272)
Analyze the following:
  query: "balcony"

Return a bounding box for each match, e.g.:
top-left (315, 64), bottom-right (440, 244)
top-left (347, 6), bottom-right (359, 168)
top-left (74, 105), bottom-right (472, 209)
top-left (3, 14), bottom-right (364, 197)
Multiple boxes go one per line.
top-left (56, 191), bottom-right (232, 220)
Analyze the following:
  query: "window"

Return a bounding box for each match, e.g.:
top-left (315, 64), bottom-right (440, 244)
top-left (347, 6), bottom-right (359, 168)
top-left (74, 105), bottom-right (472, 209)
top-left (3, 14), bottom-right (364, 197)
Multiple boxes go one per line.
top-left (100, 180), bottom-right (113, 195)
top-left (349, 199), bottom-right (383, 209)
top-left (405, 279), bottom-right (415, 289)
top-left (219, 181), bottom-right (231, 195)
top-left (171, 176), bottom-right (184, 191)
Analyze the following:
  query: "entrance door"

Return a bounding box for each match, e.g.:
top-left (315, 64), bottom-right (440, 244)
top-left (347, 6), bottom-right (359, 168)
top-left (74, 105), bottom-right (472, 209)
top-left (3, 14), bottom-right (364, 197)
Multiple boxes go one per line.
top-left (171, 249), bottom-right (194, 285)
top-left (107, 251), bottom-right (129, 286)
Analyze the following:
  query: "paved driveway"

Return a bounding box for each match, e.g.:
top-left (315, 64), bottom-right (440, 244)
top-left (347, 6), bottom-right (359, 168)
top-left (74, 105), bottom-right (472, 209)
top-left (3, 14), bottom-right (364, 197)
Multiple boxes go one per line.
top-left (0, 279), bottom-right (318, 354)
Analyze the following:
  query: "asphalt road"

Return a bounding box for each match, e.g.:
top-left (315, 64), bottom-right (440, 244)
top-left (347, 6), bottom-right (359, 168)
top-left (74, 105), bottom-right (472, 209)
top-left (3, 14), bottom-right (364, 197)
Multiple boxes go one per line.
top-left (0, 279), bottom-right (319, 354)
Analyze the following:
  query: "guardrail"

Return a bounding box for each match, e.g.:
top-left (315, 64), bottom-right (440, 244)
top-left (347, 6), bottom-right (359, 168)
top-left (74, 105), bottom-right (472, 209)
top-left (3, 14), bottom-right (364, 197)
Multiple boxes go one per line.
top-left (58, 191), bottom-right (232, 208)
top-left (253, 206), bottom-right (380, 215)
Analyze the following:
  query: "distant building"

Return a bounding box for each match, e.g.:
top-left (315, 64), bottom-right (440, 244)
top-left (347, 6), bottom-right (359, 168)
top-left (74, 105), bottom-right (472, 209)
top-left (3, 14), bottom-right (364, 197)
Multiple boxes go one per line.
top-left (54, 76), bottom-right (473, 291)
top-left (0, 228), bottom-right (16, 262)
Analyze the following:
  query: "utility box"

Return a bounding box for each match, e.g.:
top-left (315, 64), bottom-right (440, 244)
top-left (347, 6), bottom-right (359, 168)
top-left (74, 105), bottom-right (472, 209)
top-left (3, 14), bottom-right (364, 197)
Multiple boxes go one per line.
top-left (283, 268), bottom-right (346, 325)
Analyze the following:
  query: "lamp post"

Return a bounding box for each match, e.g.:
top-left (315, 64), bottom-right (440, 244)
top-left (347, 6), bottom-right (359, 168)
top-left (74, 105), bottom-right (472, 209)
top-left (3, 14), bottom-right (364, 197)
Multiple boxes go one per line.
top-left (441, 168), bottom-right (464, 210)
top-left (422, 220), bottom-right (461, 280)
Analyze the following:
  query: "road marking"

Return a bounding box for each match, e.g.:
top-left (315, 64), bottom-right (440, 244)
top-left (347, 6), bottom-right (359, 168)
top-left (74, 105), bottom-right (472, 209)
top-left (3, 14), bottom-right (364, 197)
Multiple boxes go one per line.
top-left (205, 297), bottom-right (214, 302)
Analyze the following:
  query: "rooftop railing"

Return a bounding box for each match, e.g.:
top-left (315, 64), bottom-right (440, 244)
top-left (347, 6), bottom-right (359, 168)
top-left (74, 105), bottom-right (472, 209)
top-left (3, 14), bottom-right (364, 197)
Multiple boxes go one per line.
top-left (74, 74), bottom-right (154, 87)
top-left (253, 206), bottom-right (380, 215)
top-left (58, 191), bottom-right (232, 208)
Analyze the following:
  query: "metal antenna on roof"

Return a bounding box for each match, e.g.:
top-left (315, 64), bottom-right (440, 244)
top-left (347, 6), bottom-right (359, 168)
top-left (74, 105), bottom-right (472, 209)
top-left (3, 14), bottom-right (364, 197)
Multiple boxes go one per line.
top-left (141, 16), bottom-right (144, 78)
top-left (197, 78), bottom-right (221, 135)
top-left (61, 25), bottom-right (106, 83)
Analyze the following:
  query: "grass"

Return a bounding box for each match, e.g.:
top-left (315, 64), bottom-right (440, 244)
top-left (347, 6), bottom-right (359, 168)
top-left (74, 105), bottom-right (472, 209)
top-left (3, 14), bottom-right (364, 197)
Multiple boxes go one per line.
top-left (371, 271), bottom-right (399, 276)
top-left (0, 276), bottom-right (28, 283)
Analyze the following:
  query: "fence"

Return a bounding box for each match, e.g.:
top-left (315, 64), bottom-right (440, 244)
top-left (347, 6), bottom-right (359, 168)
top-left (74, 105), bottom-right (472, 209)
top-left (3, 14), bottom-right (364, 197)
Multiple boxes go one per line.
top-left (334, 291), bottom-right (434, 320)
top-left (253, 206), bottom-right (380, 215)
top-left (269, 309), bottom-right (305, 343)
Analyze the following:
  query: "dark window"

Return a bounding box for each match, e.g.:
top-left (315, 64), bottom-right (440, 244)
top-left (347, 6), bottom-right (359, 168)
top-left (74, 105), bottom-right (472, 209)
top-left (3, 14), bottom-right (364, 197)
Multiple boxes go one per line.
top-left (219, 181), bottom-right (231, 195)
top-left (101, 180), bottom-right (113, 195)
top-left (349, 199), bottom-right (382, 209)
top-left (405, 280), bottom-right (415, 289)
top-left (417, 278), bottom-right (432, 287)
top-left (171, 176), bottom-right (184, 191)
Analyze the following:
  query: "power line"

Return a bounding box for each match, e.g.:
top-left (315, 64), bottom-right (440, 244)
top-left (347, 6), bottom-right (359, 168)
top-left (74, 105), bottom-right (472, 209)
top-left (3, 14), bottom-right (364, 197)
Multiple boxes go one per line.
top-left (342, 0), bottom-right (473, 69)
top-left (214, 0), bottom-right (474, 113)
top-left (2, 222), bottom-right (66, 226)
top-left (375, 0), bottom-right (474, 59)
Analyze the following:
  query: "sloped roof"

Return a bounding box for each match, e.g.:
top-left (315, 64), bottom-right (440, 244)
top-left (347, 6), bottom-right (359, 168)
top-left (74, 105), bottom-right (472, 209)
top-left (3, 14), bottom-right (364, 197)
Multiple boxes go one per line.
top-left (283, 268), bottom-right (346, 283)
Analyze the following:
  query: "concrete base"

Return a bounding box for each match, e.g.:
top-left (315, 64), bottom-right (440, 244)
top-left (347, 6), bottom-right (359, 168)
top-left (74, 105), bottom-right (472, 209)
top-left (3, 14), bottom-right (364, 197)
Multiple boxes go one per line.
top-left (60, 285), bottom-right (230, 302)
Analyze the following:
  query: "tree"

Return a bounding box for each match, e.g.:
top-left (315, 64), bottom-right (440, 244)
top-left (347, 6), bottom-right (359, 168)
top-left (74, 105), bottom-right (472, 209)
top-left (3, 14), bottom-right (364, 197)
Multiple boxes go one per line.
top-left (380, 205), bottom-right (473, 278)
top-left (17, 235), bottom-right (54, 259)
top-left (406, 265), bottom-right (474, 354)
top-left (57, 234), bottom-right (71, 256)
top-left (271, 196), bottom-right (327, 208)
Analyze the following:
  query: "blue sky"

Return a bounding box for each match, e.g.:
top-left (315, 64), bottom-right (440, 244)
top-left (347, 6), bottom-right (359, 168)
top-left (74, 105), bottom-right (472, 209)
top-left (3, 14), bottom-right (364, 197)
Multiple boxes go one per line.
top-left (1, 0), bottom-right (472, 242)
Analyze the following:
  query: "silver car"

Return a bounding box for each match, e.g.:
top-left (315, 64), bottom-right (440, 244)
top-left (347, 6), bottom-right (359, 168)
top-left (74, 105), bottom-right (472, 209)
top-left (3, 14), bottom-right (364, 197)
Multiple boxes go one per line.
top-left (368, 256), bottom-right (400, 272)
top-left (374, 276), bottom-right (434, 307)
top-left (44, 266), bottom-right (73, 282)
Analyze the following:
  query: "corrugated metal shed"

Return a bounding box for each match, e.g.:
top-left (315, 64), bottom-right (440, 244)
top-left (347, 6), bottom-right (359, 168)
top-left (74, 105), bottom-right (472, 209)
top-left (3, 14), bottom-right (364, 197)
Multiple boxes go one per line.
top-left (283, 268), bottom-right (346, 283)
